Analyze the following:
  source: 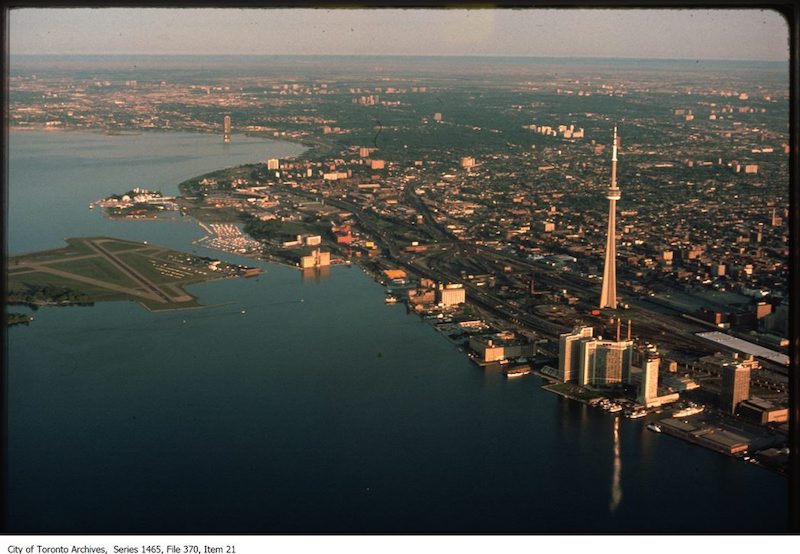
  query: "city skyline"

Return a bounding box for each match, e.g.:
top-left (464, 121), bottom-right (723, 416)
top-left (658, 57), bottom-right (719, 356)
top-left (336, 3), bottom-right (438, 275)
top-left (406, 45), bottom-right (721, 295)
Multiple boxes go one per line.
top-left (9, 8), bottom-right (790, 62)
top-left (5, 3), bottom-right (794, 535)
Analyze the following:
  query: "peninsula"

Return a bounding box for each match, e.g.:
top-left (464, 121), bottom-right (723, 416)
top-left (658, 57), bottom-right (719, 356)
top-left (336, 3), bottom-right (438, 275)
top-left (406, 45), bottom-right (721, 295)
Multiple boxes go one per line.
top-left (7, 236), bottom-right (260, 314)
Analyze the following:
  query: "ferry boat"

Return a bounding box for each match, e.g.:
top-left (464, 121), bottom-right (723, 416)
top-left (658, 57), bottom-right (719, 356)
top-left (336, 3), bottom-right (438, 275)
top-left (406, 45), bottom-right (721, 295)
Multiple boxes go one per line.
top-left (672, 405), bottom-right (704, 418)
top-left (627, 409), bottom-right (648, 419)
top-left (504, 364), bottom-right (532, 378)
top-left (647, 423), bottom-right (662, 433)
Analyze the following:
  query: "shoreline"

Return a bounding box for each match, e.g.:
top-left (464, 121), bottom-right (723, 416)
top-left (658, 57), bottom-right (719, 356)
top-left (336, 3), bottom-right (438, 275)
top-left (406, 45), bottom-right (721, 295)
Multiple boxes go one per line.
top-left (8, 123), bottom-right (329, 155)
top-left (12, 127), bottom-right (788, 478)
top-left (532, 367), bottom-right (786, 476)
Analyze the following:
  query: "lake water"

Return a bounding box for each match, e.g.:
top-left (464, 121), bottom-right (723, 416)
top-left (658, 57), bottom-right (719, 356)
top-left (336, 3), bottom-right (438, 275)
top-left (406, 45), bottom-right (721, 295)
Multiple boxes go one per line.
top-left (5, 130), bottom-right (788, 533)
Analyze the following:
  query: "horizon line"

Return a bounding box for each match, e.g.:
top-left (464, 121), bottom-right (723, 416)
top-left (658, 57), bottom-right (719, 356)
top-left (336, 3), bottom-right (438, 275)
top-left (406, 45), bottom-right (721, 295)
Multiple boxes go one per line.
top-left (10, 53), bottom-right (789, 64)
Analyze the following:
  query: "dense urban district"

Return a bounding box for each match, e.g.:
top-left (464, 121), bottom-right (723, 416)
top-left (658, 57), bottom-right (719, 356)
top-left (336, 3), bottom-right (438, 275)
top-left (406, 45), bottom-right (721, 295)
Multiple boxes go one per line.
top-left (8, 56), bottom-right (791, 471)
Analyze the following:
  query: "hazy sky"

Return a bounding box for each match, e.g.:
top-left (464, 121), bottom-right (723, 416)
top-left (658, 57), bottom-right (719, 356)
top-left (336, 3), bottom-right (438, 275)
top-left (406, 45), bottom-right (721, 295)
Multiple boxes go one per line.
top-left (9, 8), bottom-right (789, 61)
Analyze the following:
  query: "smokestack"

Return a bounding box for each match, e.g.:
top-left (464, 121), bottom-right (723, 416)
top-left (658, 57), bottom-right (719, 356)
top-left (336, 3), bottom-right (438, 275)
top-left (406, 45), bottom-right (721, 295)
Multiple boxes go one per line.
top-left (627, 320), bottom-right (631, 341)
top-left (616, 318), bottom-right (621, 342)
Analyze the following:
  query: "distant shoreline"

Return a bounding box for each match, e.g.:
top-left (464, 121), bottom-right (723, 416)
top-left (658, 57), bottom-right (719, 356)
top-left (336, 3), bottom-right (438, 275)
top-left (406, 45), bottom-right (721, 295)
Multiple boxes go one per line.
top-left (7, 124), bottom-right (326, 156)
top-left (9, 53), bottom-right (789, 65)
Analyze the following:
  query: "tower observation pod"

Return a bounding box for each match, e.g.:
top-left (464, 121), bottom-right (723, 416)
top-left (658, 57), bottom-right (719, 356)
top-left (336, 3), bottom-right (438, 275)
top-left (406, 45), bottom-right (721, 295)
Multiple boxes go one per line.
top-left (600, 126), bottom-right (620, 309)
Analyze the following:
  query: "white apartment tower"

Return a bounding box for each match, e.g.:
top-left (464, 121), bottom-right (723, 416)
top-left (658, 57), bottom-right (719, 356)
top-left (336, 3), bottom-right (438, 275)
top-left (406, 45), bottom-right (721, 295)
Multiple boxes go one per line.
top-left (639, 349), bottom-right (661, 406)
top-left (558, 326), bottom-right (594, 382)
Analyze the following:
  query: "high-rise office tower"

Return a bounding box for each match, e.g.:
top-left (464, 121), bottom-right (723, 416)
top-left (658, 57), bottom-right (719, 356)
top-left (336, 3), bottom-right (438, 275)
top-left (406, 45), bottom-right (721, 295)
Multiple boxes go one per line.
top-left (771, 207), bottom-right (781, 226)
top-left (721, 361), bottom-right (751, 414)
top-left (223, 115), bottom-right (231, 143)
top-left (600, 126), bottom-right (620, 309)
top-left (638, 347), bottom-right (660, 406)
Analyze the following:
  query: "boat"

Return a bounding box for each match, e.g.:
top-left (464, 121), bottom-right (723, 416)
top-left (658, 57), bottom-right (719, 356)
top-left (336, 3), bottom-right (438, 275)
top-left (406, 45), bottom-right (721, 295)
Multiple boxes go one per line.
top-left (647, 423), bottom-right (662, 433)
top-left (505, 370), bottom-right (529, 378)
top-left (504, 364), bottom-right (531, 378)
top-left (627, 409), bottom-right (647, 419)
top-left (672, 405), bottom-right (704, 418)
top-left (600, 400), bottom-right (621, 412)
top-left (384, 296), bottom-right (398, 304)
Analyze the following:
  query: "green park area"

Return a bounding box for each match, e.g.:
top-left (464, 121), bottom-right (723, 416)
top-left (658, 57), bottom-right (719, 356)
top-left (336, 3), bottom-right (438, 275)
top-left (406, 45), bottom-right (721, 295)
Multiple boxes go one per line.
top-left (6, 237), bottom-right (249, 313)
top-left (542, 381), bottom-right (604, 402)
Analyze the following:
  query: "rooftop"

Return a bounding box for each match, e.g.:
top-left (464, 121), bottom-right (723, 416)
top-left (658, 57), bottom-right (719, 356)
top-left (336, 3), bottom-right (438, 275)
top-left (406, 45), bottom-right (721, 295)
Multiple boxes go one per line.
top-left (695, 331), bottom-right (788, 366)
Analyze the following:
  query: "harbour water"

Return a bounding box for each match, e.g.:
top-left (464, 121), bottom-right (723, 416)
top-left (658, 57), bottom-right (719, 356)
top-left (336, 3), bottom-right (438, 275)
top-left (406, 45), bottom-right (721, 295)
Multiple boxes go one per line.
top-left (5, 130), bottom-right (788, 532)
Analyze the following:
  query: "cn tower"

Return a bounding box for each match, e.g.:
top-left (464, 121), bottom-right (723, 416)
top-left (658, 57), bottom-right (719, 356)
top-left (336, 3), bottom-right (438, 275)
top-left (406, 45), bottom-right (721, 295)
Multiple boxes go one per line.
top-left (600, 126), bottom-right (620, 309)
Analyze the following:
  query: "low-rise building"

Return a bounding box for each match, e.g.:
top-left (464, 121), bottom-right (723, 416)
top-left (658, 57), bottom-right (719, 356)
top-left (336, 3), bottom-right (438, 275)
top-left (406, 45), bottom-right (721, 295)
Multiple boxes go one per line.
top-left (300, 248), bottom-right (331, 269)
top-left (737, 398), bottom-right (788, 424)
top-left (437, 283), bottom-right (466, 307)
top-left (470, 331), bottom-right (536, 363)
